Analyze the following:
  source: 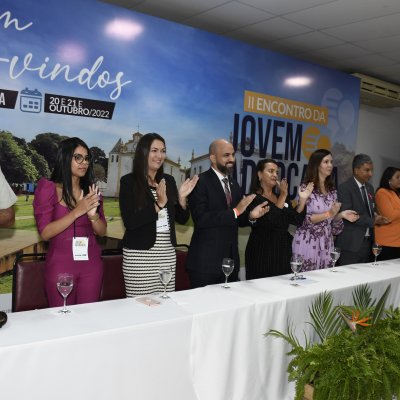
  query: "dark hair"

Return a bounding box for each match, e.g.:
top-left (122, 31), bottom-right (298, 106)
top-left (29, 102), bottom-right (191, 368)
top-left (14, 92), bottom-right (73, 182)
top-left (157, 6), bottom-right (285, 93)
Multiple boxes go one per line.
top-left (352, 154), bottom-right (372, 170)
top-left (51, 137), bottom-right (94, 210)
top-left (378, 166), bottom-right (400, 193)
top-left (250, 159), bottom-right (278, 194)
top-left (304, 148), bottom-right (335, 192)
top-left (132, 133), bottom-right (165, 209)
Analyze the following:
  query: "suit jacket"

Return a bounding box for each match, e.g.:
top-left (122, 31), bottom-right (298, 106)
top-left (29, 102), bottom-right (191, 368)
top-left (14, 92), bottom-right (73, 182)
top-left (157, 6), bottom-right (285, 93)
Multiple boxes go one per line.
top-left (119, 173), bottom-right (189, 250)
top-left (335, 177), bottom-right (375, 252)
top-left (186, 168), bottom-right (248, 276)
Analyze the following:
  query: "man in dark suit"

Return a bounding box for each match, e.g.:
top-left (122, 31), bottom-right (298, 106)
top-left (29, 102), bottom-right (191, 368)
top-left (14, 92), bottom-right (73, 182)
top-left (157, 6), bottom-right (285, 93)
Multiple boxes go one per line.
top-left (336, 154), bottom-right (389, 265)
top-left (186, 139), bottom-right (268, 288)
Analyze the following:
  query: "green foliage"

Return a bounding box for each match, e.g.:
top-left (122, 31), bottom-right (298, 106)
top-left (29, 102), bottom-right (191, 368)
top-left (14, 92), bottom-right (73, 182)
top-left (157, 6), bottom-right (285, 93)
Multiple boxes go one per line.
top-left (266, 284), bottom-right (400, 400)
top-left (13, 136), bottom-right (51, 178)
top-left (0, 131), bottom-right (40, 182)
top-left (0, 272), bottom-right (12, 294)
top-left (30, 132), bottom-right (69, 172)
top-left (308, 291), bottom-right (344, 343)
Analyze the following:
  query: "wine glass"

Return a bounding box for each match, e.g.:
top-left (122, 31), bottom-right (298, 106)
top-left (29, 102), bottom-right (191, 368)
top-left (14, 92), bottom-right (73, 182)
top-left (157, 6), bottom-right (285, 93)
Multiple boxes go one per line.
top-left (330, 247), bottom-right (341, 272)
top-left (159, 266), bottom-right (173, 299)
top-left (290, 255), bottom-right (303, 283)
top-left (57, 273), bottom-right (74, 314)
top-left (221, 258), bottom-right (234, 288)
top-left (372, 243), bottom-right (382, 266)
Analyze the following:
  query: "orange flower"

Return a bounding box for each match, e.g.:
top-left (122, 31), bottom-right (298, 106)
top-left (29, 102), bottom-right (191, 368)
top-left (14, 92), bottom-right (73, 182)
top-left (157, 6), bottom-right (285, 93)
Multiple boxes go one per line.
top-left (341, 310), bottom-right (371, 332)
top-left (351, 310), bottom-right (371, 327)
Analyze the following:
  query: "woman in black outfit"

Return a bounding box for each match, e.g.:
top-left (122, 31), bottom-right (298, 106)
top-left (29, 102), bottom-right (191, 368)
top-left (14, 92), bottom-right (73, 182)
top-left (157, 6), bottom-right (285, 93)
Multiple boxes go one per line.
top-left (245, 159), bottom-right (313, 279)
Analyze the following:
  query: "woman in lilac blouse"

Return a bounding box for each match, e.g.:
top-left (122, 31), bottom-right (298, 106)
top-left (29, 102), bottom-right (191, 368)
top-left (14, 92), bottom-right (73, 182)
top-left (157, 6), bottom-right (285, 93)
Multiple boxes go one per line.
top-left (33, 137), bottom-right (107, 307)
top-left (292, 149), bottom-right (358, 271)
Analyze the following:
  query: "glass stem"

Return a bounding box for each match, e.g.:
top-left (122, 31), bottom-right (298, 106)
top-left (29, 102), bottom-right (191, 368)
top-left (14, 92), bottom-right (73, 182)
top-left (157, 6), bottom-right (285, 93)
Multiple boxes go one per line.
top-left (225, 276), bottom-right (228, 286)
top-left (63, 296), bottom-right (67, 311)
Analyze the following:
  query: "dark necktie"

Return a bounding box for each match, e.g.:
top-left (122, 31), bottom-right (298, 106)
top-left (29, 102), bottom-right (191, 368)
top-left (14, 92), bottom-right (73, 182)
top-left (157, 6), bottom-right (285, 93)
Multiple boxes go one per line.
top-left (360, 185), bottom-right (372, 217)
top-left (222, 178), bottom-right (232, 207)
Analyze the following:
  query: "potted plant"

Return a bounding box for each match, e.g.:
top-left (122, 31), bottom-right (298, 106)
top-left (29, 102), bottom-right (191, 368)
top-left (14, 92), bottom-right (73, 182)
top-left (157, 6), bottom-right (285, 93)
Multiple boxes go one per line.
top-left (267, 284), bottom-right (400, 400)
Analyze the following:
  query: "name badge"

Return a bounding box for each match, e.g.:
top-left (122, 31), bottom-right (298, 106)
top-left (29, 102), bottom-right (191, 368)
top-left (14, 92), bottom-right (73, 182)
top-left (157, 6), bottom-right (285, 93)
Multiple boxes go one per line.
top-left (72, 237), bottom-right (89, 261)
top-left (156, 208), bottom-right (170, 232)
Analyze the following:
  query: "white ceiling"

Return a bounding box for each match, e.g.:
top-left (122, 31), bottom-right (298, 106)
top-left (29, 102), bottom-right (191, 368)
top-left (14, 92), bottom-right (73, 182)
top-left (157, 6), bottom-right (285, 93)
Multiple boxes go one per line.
top-left (102, 0), bottom-right (400, 85)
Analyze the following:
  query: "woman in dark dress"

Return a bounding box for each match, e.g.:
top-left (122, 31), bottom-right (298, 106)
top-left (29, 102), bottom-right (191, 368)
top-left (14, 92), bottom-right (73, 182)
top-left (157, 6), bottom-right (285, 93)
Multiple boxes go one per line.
top-left (245, 159), bottom-right (313, 279)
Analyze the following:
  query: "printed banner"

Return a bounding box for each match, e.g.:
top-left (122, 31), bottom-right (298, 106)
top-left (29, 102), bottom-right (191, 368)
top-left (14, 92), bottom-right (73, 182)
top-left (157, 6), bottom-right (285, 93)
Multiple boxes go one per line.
top-left (0, 0), bottom-right (360, 200)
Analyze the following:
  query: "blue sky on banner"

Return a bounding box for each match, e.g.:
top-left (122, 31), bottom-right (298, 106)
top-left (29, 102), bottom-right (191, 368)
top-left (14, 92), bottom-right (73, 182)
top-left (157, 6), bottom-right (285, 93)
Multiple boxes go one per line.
top-left (1, 0), bottom-right (359, 167)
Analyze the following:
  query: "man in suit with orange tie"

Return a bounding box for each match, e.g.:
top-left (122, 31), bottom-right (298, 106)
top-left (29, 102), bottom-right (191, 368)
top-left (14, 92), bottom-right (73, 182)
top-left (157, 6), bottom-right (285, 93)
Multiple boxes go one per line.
top-left (186, 139), bottom-right (268, 288)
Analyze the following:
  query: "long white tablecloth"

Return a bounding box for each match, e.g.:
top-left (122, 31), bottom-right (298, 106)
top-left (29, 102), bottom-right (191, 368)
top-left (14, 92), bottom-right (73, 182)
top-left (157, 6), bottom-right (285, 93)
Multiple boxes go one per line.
top-left (1, 260), bottom-right (400, 400)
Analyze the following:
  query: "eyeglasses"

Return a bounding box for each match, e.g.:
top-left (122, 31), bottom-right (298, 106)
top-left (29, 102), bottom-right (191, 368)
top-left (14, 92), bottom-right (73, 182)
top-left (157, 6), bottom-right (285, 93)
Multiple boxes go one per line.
top-left (73, 154), bottom-right (91, 164)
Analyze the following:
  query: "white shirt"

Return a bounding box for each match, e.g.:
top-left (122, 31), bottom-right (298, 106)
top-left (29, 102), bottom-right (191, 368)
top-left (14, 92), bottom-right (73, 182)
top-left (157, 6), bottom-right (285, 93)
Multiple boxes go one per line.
top-left (0, 166), bottom-right (17, 209)
top-left (211, 167), bottom-right (231, 194)
top-left (211, 167), bottom-right (238, 218)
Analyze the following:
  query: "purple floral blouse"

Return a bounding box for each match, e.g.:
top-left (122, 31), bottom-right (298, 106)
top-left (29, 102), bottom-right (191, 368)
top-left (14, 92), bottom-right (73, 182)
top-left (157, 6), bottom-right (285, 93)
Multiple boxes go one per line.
top-left (292, 184), bottom-right (343, 271)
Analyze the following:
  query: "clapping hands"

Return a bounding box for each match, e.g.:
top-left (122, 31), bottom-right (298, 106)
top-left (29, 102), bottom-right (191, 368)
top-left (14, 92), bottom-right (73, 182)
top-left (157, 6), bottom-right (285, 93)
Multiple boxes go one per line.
top-left (75, 184), bottom-right (100, 218)
top-left (329, 202), bottom-right (341, 218)
top-left (179, 175), bottom-right (199, 199)
top-left (340, 210), bottom-right (359, 223)
top-left (155, 178), bottom-right (167, 208)
top-left (298, 182), bottom-right (314, 201)
top-left (276, 179), bottom-right (288, 197)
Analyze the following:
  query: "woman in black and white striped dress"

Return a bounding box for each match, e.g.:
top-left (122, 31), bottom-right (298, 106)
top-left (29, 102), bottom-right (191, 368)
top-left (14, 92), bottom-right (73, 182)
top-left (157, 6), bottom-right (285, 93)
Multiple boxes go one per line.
top-left (119, 133), bottom-right (198, 297)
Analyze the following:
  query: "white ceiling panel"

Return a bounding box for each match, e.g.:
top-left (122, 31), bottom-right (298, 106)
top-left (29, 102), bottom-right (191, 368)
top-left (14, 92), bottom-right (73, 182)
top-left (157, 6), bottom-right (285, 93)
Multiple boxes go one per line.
top-left (380, 51), bottom-right (400, 63)
top-left (285, 0), bottom-right (400, 29)
top-left (354, 34), bottom-right (400, 54)
top-left (363, 63), bottom-right (400, 76)
top-left (267, 31), bottom-right (344, 53)
top-left (102, 0), bottom-right (400, 84)
top-left (305, 44), bottom-right (371, 60)
top-left (129, 0), bottom-right (231, 21)
top-left (339, 54), bottom-right (397, 69)
top-left (226, 17), bottom-right (312, 41)
top-left (236, 0), bottom-right (335, 15)
top-left (323, 13), bottom-right (400, 42)
top-left (183, 2), bottom-right (274, 34)
top-left (131, 3), bottom-right (198, 21)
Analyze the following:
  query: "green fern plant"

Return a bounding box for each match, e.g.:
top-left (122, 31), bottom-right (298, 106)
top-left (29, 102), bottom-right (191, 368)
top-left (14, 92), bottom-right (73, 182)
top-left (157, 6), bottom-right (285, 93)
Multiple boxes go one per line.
top-left (267, 284), bottom-right (400, 400)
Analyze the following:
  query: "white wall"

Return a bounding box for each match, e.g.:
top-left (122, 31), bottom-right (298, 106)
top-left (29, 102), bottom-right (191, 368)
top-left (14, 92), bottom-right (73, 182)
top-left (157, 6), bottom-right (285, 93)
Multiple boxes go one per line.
top-left (356, 104), bottom-right (400, 188)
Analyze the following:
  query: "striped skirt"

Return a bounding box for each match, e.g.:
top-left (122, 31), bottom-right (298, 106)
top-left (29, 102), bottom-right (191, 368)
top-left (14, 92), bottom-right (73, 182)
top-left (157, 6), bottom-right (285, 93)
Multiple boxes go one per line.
top-left (122, 231), bottom-right (176, 297)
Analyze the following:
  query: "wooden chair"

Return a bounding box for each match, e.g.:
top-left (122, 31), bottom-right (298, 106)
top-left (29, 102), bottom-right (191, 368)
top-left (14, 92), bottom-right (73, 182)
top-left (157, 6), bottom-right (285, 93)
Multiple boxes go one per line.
top-left (12, 245), bottom-right (190, 312)
top-left (12, 253), bottom-right (48, 312)
top-left (12, 250), bottom-right (126, 312)
top-left (99, 249), bottom-right (126, 300)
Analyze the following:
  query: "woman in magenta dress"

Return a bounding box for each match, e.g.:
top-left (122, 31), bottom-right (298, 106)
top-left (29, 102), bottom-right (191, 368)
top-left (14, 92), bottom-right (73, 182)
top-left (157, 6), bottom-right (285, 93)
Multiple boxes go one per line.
top-left (33, 137), bottom-right (107, 307)
top-left (292, 149), bottom-right (359, 271)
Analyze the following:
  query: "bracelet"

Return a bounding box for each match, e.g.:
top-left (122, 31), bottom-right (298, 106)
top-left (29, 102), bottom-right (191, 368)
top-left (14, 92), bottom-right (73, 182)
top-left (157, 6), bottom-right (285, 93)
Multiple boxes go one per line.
top-left (156, 202), bottom-right (164, 210)
top-left (88, 213), bottom-right (100, 222)
top-left (233, 207), bottom-right (240, 217)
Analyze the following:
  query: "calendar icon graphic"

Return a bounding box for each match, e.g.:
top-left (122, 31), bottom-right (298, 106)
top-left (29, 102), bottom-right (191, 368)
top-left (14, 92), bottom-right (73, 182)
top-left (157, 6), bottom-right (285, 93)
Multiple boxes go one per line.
top-left (20, 88), bottom-right (43, 113)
